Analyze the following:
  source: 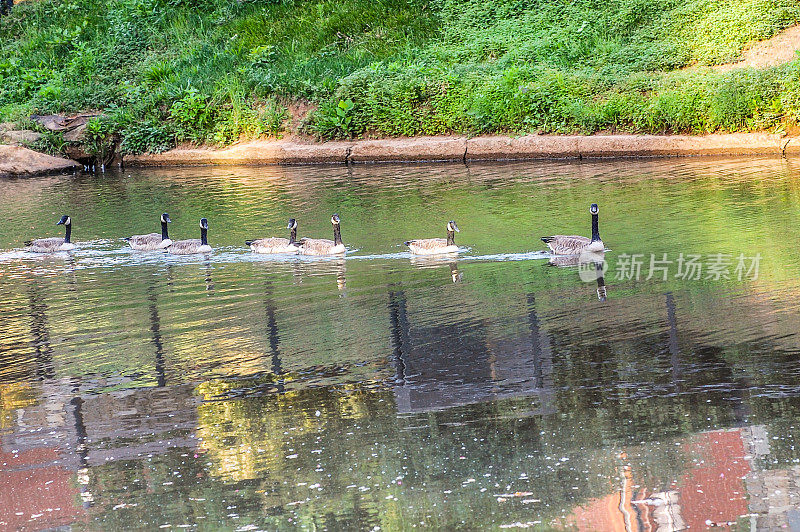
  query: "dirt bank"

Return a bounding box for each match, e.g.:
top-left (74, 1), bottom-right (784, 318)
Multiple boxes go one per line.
top-left (123, 133), bottom-right (800, 166)
top-left (711, 24), bottom-right (800, 71)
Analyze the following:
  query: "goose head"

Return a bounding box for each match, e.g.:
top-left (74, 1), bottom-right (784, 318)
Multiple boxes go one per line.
top-left (287, 218), bottom-right (297, 229)
top-left (200, 218), bottom-right (209, 230)
top-left (590, 203), bottom-right (599, 215)
top-left (447, 220), bottom-right (459, 233)
top-left (161, 213), bottom-right (171, 224)
top-left (56, 215), bottom-right (71, 226)
top-left (331, 214), bottom-right (341, 225)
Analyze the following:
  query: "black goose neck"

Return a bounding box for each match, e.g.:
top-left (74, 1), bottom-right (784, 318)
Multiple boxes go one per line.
top-left (333, 224), bottom-right (342, 246)
top-left (591, 213), bottom-right (600, 242)
top-left (161, 220), bottom-right (169, 240)
top-left (446, 229), bottom-right (455, 247)
top-left (289, 226), bottom-right (297, 244)
top-left (200, 227), bottom-right (208, 246)
top-left (64, 223), bottom-right (72, 244)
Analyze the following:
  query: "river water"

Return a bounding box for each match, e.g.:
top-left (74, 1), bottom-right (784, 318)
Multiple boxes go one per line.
top-left (1, 158), bottom-right (800, 530)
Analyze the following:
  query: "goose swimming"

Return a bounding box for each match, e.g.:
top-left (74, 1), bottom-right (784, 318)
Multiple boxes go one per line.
top-left (246, 219), bottom-right (300, 254)
top-left (297, 214), bottom-right (346, 256)
top-left (125, 213), bottom-right (172, 250)
top-left (26, 215), bottom-right (76, 253)
top-left (541, 203), bottom-right (604, 255)
top-left (168, 218), bottom-right (212, 255)
top-left (404, 221), bottom-right (460, 255)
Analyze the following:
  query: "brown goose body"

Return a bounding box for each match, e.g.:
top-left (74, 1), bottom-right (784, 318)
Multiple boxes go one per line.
top-left (247, 219), bottom-right (300, 254)
top-left (297, 214), bottom-right (346, 256)
top-left (404, 221), bottom-right (460, 255)
top-left (168, 218), bottom-right (212, 255)
top-left (297, 238), bottom-right (345, 256)
top-left (127, 214), bottom-right (172, 251)
top-left (248, 237), bottom-right (295, 254)
top-left (128, 233), bottom-right (171, 251)
top-left (27, 236), bottom-right (76, 253)
top-left (168, 239), bottom-right (211, 255)
top-left (541, 235), bottom-right (604, 255)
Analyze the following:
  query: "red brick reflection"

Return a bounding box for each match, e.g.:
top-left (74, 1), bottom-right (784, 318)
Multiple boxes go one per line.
top-left (0, 440), bottom-right (84, 531)
top-left (564, 429), bottom-right (752, 531)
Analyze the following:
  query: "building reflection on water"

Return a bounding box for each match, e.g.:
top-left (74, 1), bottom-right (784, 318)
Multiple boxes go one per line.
top-left (562, 425), bottom-right (800, 531)
top-left (2, 278), bottom-right (800, 530)
top-left (5, 377), bottom-right (800, 530)
top-left (0, 379), bottom-right (200, 530)
top-left (3, 231), bottom-right (800, 528)
top-left (389, 286), bottom-right (556, 414)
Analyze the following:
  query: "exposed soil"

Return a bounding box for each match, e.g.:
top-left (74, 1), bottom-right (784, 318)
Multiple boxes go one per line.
top-left (284, 100), bottom-right (318, 135)
top-left (711, 24), bottom-right (800, 71)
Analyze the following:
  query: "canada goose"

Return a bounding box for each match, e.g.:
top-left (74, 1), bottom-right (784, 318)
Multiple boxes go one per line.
top-left (168, 218), bottom-right (212, 255)
top-left (26, 215), bottom-right (76, 253)
top-left (246, 219), bottom-right (300, 254)
top-left (404, 221), bottom-right (460, 255)
top-left (297, 214), bottom-right (346, 256)
top-left (125, 213), bottom-right (172, 250)
top-left (541, 203), bottom-right (604, 255)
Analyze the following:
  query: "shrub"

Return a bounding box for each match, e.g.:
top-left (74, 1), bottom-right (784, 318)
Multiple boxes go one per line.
top-left (30, 130), bottom-right (67, 156)
top-left (305, 99), bottom-right (357, 139)
top-left (83, 116), bottom-right (119, 163)
top-left (211, 99), bottom-right (287, 144)
top-left (169, 87), bottom-right (214, 142)
top-left (120, 120), bottom-right (175, 155)
top-left (709, 69), bottom-right (782, 131)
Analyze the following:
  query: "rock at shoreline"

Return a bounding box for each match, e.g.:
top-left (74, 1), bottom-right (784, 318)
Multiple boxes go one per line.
top-left (0, 145), bottom-right (80, 177)
top-left (62, 123), bottom-right (87, 142)
top-left (31, 113), bottom-right (100, 132)
top-left (1, 129), bottom-right (43, 146)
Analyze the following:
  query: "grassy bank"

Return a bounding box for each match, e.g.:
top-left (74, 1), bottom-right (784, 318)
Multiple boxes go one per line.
top-left (1, 0), bottom-right (799, 155)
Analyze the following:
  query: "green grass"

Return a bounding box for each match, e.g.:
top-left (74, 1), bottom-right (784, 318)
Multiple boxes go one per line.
top-left (1, 0), bottom-right (799, 153)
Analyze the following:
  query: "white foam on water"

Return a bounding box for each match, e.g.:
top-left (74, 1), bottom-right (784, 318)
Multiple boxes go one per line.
top-left (0, 241), bottom-right (558, 272)
top-left (464, 251), bottom-right (552, 262)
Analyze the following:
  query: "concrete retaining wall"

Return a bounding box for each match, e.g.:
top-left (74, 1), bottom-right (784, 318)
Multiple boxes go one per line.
top-left (123, 133), bottom-right (798, 167)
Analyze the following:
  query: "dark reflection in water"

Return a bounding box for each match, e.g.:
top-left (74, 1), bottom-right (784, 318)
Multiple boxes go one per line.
top-left (548, 253), bottom-right (607, 301)
top-left (526, 294), bottom-right (554, 393)
top-left (148, 283), bottom-right (167, 388)
top-left (449, 261), bottom-right (462, 283)
top-left (203, 259), bottom-right (215, 293)
top-left (666, 292), bottom-right (682, 393)
top-left (69, 394), bottom-right (92, 510)
top-left (387, 286), bottom-right (409, 386)
top-left (4, 159), bottom-right (800, 529)
top-left (392, 285), bottom-right (494, 413)
top-left (27, 280), bottom-right (55, 381)
top-left (595, 262), bottom-right (607, 302)
top-left (263, 280), bottom-right (286, 394)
